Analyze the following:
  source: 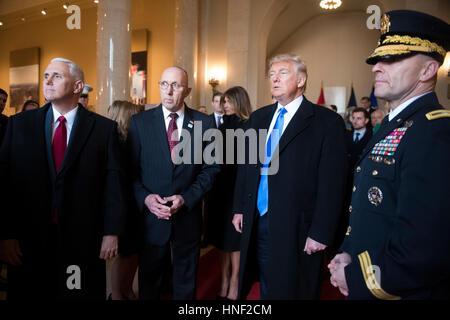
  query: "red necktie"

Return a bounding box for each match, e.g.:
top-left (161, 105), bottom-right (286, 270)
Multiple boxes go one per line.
top-left (52, 116), bottom-right (67, 223)
top-left (167, 113), bottom-right (179, 163)
top-left (53, 116), bottom-right (67, 173)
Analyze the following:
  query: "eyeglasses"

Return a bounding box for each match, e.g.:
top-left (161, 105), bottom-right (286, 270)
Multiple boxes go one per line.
top-left (158, 81), bottom-right (186, 91)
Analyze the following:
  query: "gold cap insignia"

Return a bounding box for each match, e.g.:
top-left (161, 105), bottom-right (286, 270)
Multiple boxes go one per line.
top-left (380, 14), bottom-right (391, 35)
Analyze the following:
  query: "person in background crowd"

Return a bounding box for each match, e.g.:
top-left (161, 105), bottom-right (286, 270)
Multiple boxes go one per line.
top-left (210, 92), bottom-right (224, 129)
top-left (206, 86), bottom-right (251, 300)
top-left (344, 106), bottom-right (355, 130)
top-left (345, 107), bottom-right (372, 171)
top-left (107, 100), bottom-right (144, 300)
top-left (0, 88), bottom-right (8, 145)
top-left (370, 109), bottom-right (385, 134)
top-left (196, 106), bottom-right (208, 114)
top-left (20, 100), bottom-right (39, 113)
top-left (0, 88), bottom-right (7, 291)
top-left (360, 96), bottom-right (375, 132)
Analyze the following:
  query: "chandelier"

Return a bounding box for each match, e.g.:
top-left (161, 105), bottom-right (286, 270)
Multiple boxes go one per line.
top-left (320, 0), bottom-right (342, 10)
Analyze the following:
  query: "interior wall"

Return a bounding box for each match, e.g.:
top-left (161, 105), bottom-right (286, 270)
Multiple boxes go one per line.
top-left (0, 0), bottom-right (175, 115)
top-left (0, 7), bottom-right (98, 116)
top-left (268, 11), bottom-right (380, 109)
top-left (198, 0), bottom-right (228, 112)
top-left (131, 0), bottom-right (175, 105)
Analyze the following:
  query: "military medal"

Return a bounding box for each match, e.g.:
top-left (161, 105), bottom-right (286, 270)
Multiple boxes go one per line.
top-left (368, 187), bottom-right (383, 206)
top-left (371, 127), bottom-right (409, 157)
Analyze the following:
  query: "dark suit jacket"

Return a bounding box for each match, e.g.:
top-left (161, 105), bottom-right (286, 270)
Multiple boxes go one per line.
top-left (234, 97), bottom-right (347, 299)
top-left (209, 112), bottom-right (224, 129)
top-left (127, 105), bottom-right (220, 246)
top-left (345, 128), bottom-right (372, 170)
top-left (0, 113), bottom-right (8, 146)
top-left (341, 92), bottom-right (450, 300)
top-left (0, 103), bottom-right (125, 299)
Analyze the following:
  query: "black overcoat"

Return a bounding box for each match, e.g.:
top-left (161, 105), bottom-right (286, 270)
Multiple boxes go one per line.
top-left (0, 104), bottom-right (125, 299)
top-left (234, 97), bottom-right (347, 299)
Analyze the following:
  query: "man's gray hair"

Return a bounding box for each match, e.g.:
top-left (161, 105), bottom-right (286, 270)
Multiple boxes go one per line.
top-left (51, 58), bottom-right (85, 82)
top-left (269, 54), bottom-right (308, 90)
top-left (269, 54), bottom-right (308, 77)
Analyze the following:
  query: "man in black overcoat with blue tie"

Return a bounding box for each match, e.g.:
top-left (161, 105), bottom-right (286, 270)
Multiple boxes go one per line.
top-left (232, 54), bottom-right (347, 299)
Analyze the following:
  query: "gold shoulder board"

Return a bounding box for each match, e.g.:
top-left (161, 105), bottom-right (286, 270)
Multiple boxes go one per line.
top-left (426, 110), bottom-right (450, 120)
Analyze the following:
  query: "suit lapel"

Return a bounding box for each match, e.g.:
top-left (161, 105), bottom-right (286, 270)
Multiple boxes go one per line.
top-left (210, 113), bottom-right (217, 129)
top-left (261, 104), bottom-right (277, 131)
top-left (174, 105), bottom-right (195, 171)
top-left (357, 92), bottom-right (439, 164)
top-left (181, 105), bottom-right (194, 147)
top-left (58, 106), bottom-right (95, 176)
top-left (152, 105), bottom-right (173, 166)
top-left (43, 104), bottom-right (56, 180)
top-left (277, 97), bottom-right (314, 155)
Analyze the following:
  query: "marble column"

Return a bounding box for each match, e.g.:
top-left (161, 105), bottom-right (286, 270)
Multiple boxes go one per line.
top-left (227, 0), bottom-right (250, 89)
top-left (174, 0), bottom-right (199, 107)
top-left (96, 0), bottom-right (131, 116)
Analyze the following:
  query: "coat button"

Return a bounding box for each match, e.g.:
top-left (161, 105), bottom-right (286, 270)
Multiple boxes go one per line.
top-left (353, 186), bottom-right (357, 192)
top-left (248, 193), bottom-right (252, 198)
top-left (346, 226), bottom-right (352, 235)
top-left (349, 205), bottom-right (353, 213)
top-left (356, 166), bottom-right (361, 173)
top-left (372, 170), bottom-right (378, 176)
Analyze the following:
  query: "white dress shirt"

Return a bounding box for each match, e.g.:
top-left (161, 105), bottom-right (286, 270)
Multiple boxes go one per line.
top-left (214, 112), bottom-right (223, 128)
top-left (266, 95), bottom-right (303, 143)
top-left (52, 106), bottom-right (78, 145)
top-left (353, 128), bottom-right (366, 142)
top-left (388, 92), bottom-right (431, 122)
top-left (162, 105), bottom-right (185, 140)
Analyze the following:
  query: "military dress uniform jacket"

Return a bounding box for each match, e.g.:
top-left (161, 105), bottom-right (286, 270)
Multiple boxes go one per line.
top-left (340, 92), bottom-right (450, 300)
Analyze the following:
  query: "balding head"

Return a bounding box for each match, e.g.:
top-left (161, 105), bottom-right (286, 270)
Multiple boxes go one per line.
top-left (162, 66), bottom-right (189, 86)
top-left (159, 66), bottom-right (191, 112)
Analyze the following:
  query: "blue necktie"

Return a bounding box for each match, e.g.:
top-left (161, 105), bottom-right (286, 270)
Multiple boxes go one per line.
top-left (217, 115), bottom-right (222, 128)
top-left (354, 132), bottom-right (360, 143)
top-left (257, 107), bottom-right (287, 216)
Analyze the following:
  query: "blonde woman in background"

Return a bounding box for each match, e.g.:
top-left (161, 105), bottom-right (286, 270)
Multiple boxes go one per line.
top-left (107, 100), bottom-right (144, 300)
top-left (205, 86), bottom-right (252, 300)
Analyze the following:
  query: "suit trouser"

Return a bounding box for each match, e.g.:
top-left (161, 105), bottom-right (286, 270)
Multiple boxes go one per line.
top-left (256, 213), bottom-right (269, 300)
top-left (139, 239), bottom-right (200, 300)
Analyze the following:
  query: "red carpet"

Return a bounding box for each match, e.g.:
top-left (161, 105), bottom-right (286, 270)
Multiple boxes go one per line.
top-left (196, 247), bottom-right (345, 300)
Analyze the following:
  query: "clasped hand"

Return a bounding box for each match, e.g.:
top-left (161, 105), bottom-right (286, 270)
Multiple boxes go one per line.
top-left (145, 194), bottom-right (185, 220)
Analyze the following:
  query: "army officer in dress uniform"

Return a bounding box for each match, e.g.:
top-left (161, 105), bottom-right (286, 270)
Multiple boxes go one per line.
top-left (328, 10), bottom-right (450, 300)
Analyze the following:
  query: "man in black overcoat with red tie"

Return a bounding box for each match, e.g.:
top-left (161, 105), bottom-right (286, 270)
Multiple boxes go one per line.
top-left (0, 58), bottom-right (125, 300)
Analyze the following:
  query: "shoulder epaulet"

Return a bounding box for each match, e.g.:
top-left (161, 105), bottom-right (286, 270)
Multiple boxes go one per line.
top-left (425, 110), bottom-right (450, 120)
